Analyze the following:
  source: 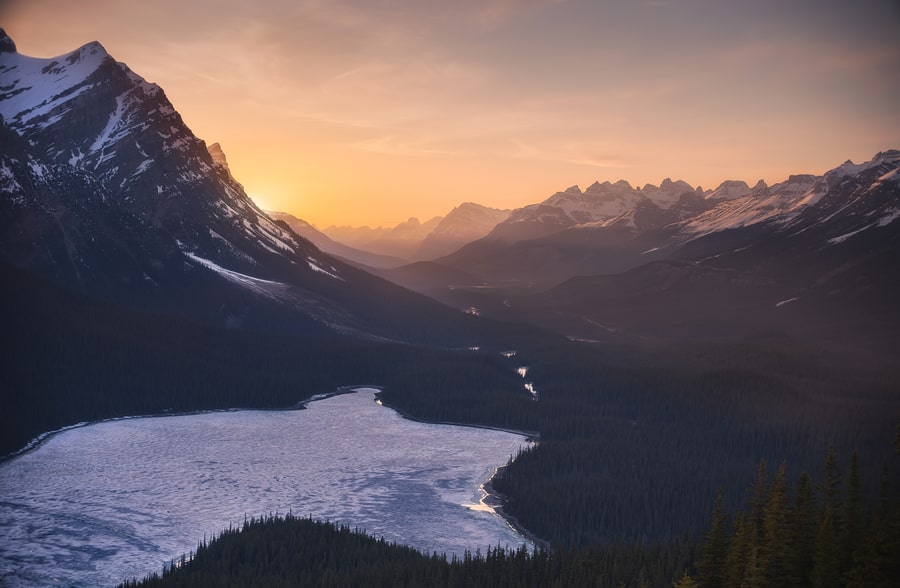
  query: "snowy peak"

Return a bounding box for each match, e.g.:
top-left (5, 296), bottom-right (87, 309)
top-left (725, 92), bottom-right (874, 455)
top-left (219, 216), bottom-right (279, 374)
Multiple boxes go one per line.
top-left (706, 180), bottom-right (752, 201)
top-left (678, 151), bottom-right (900, 238)
top-left (0, 37), bottom-right (112, 130)
top-left (495, 176), bottom-right (699, 238)
top-left (416, 202), bottom-right (511, 259)
top-left (0, 31), bottom-right (341, 292)
top-left (825, 150), bottom-right (900, 181)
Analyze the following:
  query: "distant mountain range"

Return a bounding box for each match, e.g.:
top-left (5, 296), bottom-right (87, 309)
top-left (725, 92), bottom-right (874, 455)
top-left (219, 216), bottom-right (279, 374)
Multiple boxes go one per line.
top-left (320, 202), bottom-right (511, 262)
top-left (377, 151), bottom-right (898, 363)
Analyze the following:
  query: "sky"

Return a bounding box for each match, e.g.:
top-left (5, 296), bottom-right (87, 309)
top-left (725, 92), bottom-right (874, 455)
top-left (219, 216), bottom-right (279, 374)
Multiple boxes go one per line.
top-left (3, 0), bottom-right (900, 228)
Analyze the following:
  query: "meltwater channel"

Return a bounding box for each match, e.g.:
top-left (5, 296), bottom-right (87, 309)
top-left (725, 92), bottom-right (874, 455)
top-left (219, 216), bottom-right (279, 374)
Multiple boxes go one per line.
top-left (0, 388), bottom-right (531, 587)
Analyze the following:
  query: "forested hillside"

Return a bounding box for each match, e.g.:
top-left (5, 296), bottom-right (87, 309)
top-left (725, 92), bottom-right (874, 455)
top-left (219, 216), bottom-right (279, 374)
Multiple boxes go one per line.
top-left (122, 443), bottom-right (899, 587)
top-left (491, 338), bottom-right (898, 546)
top-left (0, 262), bottom-right (536, 458)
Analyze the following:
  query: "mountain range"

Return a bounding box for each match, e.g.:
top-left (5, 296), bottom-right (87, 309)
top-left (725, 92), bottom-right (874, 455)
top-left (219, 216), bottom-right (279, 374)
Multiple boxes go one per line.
top-left (2, 26), bottom-right (898, 365)
top-left (0, 29), bottom-right (500, 346)
top-left (374, 152), bottom-right (898, 364)
top-left (320, 202), bottom-right (511, 262)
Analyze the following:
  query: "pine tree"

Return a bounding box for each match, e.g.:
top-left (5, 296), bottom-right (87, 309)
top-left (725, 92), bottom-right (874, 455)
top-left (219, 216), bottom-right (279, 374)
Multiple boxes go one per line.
top-left (761, 462), bottom-right (791, 586)
top-left (725, 511), bottom-right (752, 587)
top-left (673, 570), bottom-right (699, 588)
top-left (789, 472), bottom-right (817, 587)
top-left (811, 503), bottom-right (840, 588)
top-left (697, 489), bottom-right (728, 588)
top-left (840, 450), bottom-right (862, 576)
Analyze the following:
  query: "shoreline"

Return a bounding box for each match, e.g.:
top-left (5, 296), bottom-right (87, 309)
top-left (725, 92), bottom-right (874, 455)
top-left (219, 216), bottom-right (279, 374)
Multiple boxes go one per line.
top-left (481, 464), bottom-right (551, 552)
top-left (0, 386), bottom-right (384, 465)
top-left (373, 390), bottom-right (540, 442)
top-left (3, 385), bottom-right (550, 553)
top-left (368, 388), bottom-right (547, 550)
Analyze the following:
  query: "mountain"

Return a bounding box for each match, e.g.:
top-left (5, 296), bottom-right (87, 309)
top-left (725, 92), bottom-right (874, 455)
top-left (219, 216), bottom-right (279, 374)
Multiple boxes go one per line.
top-left (267, 210), bottom-right (407, 269)
top-left (436, 151), bottom-right (900, 363)
top-left (321, 202), bottom-right (510, 262)
top-left (323, 216), bottom-right (443, 260)
top-left (437, 155), bottom-right (899, 290)
top-left (414, 202), bottom-right (511, 260)
top-left (0, 30), bottom-right (494, 345)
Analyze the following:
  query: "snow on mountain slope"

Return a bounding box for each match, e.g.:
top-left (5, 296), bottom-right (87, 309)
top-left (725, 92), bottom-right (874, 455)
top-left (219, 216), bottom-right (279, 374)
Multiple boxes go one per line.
top-left (0, 29), bottom-right (339, 281)
top-left (705, 180), bottom-right (754, 201)
top-left (678, 151), bottom-right (900, 240)
top-left (489, 178), bottom-right (702, 242)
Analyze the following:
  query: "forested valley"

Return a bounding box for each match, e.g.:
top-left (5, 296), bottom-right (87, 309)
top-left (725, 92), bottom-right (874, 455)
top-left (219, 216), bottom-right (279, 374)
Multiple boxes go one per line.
top-left (4, 261), bottom-right (898, 586)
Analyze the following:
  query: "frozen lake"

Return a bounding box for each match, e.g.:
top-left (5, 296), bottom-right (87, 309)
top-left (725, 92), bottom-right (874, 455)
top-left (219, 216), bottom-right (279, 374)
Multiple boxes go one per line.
top-left (0, 388), bottom-right (531, 587)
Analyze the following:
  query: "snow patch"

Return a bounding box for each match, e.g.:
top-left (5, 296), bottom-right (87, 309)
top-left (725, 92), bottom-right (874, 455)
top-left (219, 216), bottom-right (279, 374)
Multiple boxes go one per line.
top-left (307, 258), bottom-right (343, 280)
top-left (185, 252), bottom-right (286, 297)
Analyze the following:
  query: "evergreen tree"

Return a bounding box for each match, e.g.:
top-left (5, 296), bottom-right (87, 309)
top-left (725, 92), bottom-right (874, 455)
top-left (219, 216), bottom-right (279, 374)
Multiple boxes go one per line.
top-left (724, 512), bottom-right (752, 587)
top-left (811, 503), bottom-right (840, 588)
top-left (760, 462), bottom-right (791, 586)
top-left (673, 570), bottom-right (699, 588)
top-left (696, 489), bottom-right (728, 588)
top-left (840, 450), bottom-right (862, 576)
top-left (789, 471), bottom-right (817, 587)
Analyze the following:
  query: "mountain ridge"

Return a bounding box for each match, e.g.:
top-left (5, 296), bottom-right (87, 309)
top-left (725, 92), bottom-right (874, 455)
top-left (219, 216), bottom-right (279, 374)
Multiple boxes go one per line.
top-left (0, 30), bottom-right (509, 346)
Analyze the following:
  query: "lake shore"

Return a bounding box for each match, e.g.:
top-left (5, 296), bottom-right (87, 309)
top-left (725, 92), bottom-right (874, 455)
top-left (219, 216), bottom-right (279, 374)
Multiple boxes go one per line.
top-left (481, 464), bottom-right (551, 552)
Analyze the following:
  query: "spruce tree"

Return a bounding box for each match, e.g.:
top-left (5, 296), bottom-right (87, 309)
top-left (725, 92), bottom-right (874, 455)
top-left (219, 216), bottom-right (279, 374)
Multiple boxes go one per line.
top-left (761, 462), bottom-right (791, 586)
top-left (789, 472), bottom-right (817, 587)
top-left (696, 489), bottom-right (728, 588)
top-left (811, 503), bottom-right (840, 588)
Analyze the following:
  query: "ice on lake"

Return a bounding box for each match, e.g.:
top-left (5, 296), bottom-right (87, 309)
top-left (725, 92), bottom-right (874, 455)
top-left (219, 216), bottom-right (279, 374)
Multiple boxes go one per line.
top-left (0, 388), bottom-right (531, 587)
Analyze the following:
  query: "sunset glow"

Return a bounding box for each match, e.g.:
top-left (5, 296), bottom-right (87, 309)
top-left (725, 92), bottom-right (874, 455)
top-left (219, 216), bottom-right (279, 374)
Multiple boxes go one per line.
top-left (3, 0), bottom-right (899, 227)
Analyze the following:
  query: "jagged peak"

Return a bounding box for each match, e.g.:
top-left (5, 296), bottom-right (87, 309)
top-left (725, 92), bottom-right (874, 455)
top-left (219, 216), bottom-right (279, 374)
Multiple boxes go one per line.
top-left (658, 178), bottom-right (694, 191)
top-left (873, 149), bottom-right (900, 161)
top-left (65, 40), bottom-right (110, 65)
top-left (0, 28), bottom-right (16, 54)
top-left (564, 185), bottom-right (582, 195)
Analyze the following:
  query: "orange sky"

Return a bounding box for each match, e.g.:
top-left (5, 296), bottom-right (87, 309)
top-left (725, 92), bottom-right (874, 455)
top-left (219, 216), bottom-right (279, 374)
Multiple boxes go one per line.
top-left (3, 0), bottom-right (899, 228)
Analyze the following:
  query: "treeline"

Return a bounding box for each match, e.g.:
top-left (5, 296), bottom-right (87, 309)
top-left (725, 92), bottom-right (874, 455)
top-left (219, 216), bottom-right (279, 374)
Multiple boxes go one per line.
top-left (0, 262), bottom-right (535, 457)
top-left (379, 354), bottom-right (540, 433)
top-left (119, 513), bottom-right (693, 588)
top-left (686, 447), bottom-right (900, 587)
top-left (490, 337), bottom-right (899, 546)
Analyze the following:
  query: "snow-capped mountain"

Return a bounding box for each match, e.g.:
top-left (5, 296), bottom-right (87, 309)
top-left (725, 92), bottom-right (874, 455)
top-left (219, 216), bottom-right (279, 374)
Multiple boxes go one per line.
top-left (415, 202), bottom-right (510, 260)
top-left (0, 31), bottom-right (318, 277)
top-left (0, 30), bottom-right (484, 343)
top-left (426, 151), bottom-right (900, 359)
top-left (437, 152), bottom-right (900, 288)
top-left (484, 178), bottom-right (703, 243)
